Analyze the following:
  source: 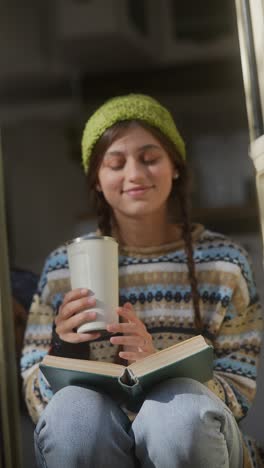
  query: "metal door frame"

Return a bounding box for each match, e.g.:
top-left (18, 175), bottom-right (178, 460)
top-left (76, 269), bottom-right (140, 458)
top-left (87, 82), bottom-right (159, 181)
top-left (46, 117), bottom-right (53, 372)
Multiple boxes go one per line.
top-left (0, 134), bottom-right (22, 468)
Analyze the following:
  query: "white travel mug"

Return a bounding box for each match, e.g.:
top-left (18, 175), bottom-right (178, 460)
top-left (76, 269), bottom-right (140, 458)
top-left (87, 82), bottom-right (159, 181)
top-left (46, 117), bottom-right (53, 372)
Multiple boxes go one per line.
top-left (66, 235), bottom-right (119, 333)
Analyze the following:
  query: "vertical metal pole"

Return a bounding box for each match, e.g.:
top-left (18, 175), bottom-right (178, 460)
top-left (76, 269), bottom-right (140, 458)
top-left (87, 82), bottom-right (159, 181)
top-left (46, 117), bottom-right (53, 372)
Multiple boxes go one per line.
top-left (235, 0), bottom-right (264, 246)
top-left (248, 0), bottom-right (264, 123)
top-left (0, 133), bottom-right (22, 467)
top-left (235, 0), bottom-right (264, 141)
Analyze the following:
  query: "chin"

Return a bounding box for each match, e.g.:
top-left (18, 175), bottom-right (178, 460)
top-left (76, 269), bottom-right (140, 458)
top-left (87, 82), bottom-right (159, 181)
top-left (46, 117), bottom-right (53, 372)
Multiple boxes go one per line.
top-left (119, 205), bottom-right (164, 219)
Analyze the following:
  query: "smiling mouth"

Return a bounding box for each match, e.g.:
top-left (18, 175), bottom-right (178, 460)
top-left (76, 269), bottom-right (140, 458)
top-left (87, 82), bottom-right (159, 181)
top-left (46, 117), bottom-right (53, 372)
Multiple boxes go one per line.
top-left (123, 186), bottom-right (153, 196)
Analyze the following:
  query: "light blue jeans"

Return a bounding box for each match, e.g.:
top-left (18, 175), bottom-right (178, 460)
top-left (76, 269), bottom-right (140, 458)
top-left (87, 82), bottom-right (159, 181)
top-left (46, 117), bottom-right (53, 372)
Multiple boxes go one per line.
top-left (34, 378), bottom-right (243, 468)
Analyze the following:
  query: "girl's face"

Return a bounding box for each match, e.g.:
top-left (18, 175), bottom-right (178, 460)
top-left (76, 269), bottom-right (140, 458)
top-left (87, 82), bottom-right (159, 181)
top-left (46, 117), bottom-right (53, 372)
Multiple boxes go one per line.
top-left (97, 125), bottom-right (178, 222)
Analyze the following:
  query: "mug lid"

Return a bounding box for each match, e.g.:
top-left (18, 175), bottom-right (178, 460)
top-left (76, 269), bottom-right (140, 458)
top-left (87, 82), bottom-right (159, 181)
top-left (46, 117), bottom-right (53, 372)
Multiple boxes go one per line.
top-left (65, 234), bottom-right (118, 246)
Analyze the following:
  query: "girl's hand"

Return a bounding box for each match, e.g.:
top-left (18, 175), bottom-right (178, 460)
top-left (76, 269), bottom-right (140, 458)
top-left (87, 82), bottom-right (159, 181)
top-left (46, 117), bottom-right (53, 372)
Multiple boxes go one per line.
top-left (107, 302), bottom-right (156, 362)
top-left (55, 288), bottom-right (101, 343)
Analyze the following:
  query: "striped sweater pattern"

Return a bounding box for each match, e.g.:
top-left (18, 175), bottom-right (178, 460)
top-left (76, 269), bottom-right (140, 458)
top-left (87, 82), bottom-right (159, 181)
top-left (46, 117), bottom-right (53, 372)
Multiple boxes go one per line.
top-left (21, 224), bottom-right (263, 467)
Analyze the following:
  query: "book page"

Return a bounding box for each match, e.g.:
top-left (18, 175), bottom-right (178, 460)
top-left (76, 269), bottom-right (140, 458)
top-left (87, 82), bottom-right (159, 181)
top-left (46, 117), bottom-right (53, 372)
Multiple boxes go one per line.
top-left (129, 335), bottom-right (207, 377)
top-left (42, 355), bottom-right (125, 378)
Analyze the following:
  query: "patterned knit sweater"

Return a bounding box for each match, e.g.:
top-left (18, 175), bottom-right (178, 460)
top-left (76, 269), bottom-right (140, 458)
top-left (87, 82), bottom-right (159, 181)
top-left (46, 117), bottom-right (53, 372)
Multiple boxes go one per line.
top-left (21, 224), bottom-right (263, 467)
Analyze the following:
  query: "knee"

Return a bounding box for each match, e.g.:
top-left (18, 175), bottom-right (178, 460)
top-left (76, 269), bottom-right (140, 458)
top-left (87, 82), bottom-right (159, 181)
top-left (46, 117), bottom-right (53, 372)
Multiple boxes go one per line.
top-left (148, 377), bottom-right (212, 400)
top-left (35, 386), bottom-right (124, 453)
top-left (35, 386), bottom-right (134, 467)
top-left (38, 385), bottom-right (108, 428)
top-left (135, 378), bottom-right (231, 447)
top-left (146, 377), bottom-right (228, 418)
top-left (133, 379), bottom-right (234, 466)
top-left (139, 377), bottom-right (226, 429)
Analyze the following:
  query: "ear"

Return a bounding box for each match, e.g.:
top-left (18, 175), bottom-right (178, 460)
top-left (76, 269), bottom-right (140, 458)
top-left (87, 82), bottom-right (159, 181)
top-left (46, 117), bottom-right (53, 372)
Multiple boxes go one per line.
top-left (96, 182), bottom-right (102, 192)
top-left (173, 172), bottom-right (179, 180)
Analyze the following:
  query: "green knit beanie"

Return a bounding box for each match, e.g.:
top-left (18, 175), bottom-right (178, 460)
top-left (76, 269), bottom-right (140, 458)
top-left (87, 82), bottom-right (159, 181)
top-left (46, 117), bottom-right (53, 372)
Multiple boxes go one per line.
top-left (81, 93), bottom-right (186, 173)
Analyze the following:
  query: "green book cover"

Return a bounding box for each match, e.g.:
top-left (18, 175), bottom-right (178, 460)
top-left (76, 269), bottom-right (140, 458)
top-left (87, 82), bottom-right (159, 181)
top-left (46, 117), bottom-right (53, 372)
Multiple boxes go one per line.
top-left (40, 335), bottom-right (213, 406)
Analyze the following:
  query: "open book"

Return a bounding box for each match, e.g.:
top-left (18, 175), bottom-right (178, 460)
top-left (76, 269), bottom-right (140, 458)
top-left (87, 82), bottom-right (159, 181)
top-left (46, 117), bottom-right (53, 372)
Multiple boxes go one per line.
top-left (40, 335), bottom-right (213, 407)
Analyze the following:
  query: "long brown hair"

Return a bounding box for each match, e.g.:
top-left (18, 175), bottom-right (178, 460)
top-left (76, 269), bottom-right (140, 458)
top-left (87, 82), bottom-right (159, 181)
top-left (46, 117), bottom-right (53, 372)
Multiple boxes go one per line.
top-left (86, 120), bottom-right (202, 332)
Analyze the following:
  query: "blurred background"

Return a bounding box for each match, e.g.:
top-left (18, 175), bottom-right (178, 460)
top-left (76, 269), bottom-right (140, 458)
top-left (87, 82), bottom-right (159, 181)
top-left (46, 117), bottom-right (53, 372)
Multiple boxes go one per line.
top-left (1, 1), bottom-right (263, 466)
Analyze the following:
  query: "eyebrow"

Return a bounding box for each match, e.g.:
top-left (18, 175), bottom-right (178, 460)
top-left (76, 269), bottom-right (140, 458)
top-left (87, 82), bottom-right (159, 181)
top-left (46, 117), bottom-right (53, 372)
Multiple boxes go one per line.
top-left (105, 144), bottom-right (162, 156)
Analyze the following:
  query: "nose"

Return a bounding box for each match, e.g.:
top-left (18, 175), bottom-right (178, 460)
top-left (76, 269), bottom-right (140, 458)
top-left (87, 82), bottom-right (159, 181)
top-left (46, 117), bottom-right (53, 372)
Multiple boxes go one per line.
top-left (126, 158), bottom-right (145, 182)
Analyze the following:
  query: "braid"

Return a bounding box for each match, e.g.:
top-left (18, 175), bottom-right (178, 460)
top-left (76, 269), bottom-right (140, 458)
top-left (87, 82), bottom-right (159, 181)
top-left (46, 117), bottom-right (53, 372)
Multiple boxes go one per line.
top-left (176, 175), bottom-right (203, 334)
top-left (95, 193), bottom-right (112, 236)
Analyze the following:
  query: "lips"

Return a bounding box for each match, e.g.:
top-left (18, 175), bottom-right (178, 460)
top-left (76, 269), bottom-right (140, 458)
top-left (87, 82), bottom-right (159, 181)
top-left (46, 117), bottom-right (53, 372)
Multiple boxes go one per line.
top-left (124, 185), bottom-right (153, 192)
top-left (123, 186), bottom-right (153, 196)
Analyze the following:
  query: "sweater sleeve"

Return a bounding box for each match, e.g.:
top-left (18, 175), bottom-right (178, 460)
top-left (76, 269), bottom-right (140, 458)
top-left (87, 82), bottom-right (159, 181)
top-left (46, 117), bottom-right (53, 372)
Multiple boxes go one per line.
top-left (20, 248), bottom-right (89, 424)
top-left (207, 251), bottom-right (263, 421)
top-left (20, 292), bottom-right (55, 423)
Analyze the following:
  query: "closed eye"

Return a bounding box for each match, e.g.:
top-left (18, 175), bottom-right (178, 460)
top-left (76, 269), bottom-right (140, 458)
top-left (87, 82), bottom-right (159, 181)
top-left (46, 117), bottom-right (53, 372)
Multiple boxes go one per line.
top-left (103, 156), bottom-right (125, 170)
top-left (141, 149), bottom-right (161, 165)
top-left (144, 159), bottom-right (158, 165)
top-left (109, 163), bottom-right (124, 170)
top-left (143, 154), bottom-right (161, 165)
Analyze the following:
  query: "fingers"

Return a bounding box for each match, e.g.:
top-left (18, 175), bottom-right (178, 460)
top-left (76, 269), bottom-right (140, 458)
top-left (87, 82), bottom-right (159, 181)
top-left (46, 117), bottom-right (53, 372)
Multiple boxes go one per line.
top-left (107, 322), bottom-right (137, 334)
top-left (119, 350), bottom-right (151, 361)
top-left (59, 289), bottom-right (96, 319)
top-left (110, 334), bottom-right (148, 348)
top-left (107, 304), bottom-right (140, 334)
top-left (62, 288), bottom-right (94, 305)
top-left (117, 304), bottom-right (138, 323)
top-left (107, 303), bottom-right (151, 344)
top-left (55, 288), bottom-right (98, 343)
top-left (58, 295), bottom-right (96, 321)
top-left (61, 331), bottom-right (101, 344)
top-left (56, 310), bottom-right (96, 335)
top-left (56, 319), bottom-right (101, 343)
top-left (108, 303), bottom-right (155, 361)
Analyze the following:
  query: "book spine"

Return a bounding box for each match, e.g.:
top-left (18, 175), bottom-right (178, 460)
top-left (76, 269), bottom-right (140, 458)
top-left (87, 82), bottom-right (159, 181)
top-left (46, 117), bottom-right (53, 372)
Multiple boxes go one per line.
top-left (118, 368), bottom-right (145, 411)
